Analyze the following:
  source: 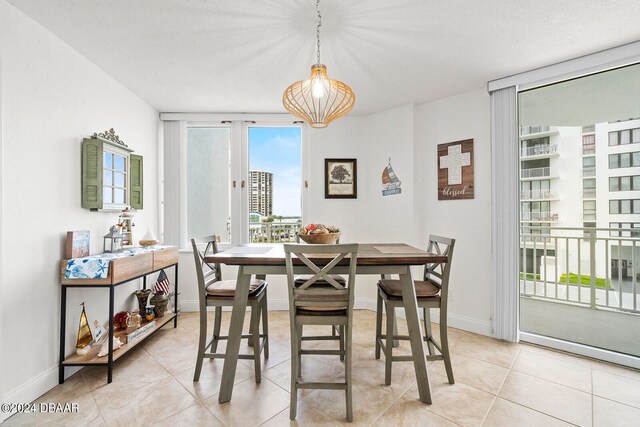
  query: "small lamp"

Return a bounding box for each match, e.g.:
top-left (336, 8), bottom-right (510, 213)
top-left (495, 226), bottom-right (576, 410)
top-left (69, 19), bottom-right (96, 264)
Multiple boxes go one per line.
top-left (103, 225), bottom-right (124, 253)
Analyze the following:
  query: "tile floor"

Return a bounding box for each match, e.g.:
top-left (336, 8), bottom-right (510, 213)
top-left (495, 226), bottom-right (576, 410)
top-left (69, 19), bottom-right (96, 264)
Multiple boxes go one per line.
top-left (5, 310), bottom-right (640, 426)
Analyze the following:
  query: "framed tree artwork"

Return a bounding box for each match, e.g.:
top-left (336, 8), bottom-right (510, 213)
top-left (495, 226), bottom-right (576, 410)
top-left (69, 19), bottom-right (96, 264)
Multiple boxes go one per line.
top-left (325, 158), bottom-right (357, 198)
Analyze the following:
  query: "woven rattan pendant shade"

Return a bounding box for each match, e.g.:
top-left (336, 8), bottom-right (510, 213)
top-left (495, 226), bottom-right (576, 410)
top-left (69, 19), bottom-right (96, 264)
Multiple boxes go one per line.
top-left (283, 65), bottom-right (355, 128)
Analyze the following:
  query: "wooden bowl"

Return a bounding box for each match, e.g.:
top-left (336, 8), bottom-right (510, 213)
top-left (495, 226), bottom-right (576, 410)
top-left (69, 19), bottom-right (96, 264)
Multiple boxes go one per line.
top-left (139, 239), bottom-right (158, 246)
top-left (298, 232), bottom-right (341, 244)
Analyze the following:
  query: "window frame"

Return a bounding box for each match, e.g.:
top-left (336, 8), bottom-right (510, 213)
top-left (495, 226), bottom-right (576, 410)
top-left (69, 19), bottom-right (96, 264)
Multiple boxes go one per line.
top-left (102, 144), bottom-right (130, 211)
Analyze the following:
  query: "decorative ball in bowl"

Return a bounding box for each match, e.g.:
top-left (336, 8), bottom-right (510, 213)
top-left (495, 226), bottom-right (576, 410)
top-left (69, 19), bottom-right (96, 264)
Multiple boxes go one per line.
top-left (297, 224), bottom-right (341, 244)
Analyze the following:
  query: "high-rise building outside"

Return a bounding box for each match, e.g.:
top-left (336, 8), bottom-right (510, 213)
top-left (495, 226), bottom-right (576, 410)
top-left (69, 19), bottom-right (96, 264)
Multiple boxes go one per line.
top-left (249, 170), bottom-right (273, 217)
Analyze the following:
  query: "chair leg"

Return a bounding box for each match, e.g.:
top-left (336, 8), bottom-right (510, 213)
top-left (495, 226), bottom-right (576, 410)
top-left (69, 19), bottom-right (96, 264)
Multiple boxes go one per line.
top-left (193, 305), bottom-right (208, 382)
top-left (211, 306), bottom-right (222, 353)
top-left (339, 325), bottom-right (345, 362)
top-left (440, 308), bottom-right (455, 384)
top-left (375, 291), bottom-right (382, 359)
top-left (384, 301), bottom-right (395, 386)
top-left (345, 319), bottom-right (353, 423)
top-left (261, 294), bottom-right (269, 359)
top-left (250, 301), bottom-right (262, 383)
top-left (296, 324), bottom-right (303, 378)
top-left (423, 307), bottom-right (436, 356)
top-left (289, 320), bottom-right (299, 420)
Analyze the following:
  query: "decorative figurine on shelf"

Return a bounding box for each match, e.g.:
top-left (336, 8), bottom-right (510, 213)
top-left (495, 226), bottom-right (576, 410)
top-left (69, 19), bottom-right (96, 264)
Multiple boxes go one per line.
top-left (144, 305), bottom-right (154, 322)
top-left (76, 302), bottom-right (93, 356)
top-left (134, 289), bottom-right (151, 313)
top-left (103, 225), bottom-right (124, 253)
top-left (97, 336), bottom-right (123, 358)
top-left (126, 310), bottom-right (142, 328)
top-left (118, 207), bottom-right (135, 247)
top-left (113, 311), bottom-right (130, 330)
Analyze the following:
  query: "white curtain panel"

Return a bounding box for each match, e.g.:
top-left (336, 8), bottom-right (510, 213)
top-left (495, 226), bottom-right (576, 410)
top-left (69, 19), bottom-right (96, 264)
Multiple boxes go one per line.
top-left (163, 120), bottom-right (183, 246)
top-left (490, 86), bottom-right (519, 342)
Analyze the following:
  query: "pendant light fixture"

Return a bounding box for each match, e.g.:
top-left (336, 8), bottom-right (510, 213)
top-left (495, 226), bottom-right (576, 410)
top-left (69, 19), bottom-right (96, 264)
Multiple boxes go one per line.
top-left (282, 0), bottom-right (355, 128)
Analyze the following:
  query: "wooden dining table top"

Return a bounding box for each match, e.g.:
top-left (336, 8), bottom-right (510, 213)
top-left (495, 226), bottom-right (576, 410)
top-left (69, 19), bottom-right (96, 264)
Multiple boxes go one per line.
top-left (204, 243), bottom-right (448, 266)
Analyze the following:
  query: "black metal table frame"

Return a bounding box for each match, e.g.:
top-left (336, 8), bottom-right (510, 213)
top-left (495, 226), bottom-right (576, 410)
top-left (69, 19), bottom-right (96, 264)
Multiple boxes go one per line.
top-left (58, 262), bottom-right (179, 384)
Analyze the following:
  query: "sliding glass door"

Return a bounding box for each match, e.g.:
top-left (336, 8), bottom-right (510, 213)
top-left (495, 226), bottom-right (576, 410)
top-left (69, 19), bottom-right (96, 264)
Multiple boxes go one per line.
top-left (518, 63), bottom-right (640, 359)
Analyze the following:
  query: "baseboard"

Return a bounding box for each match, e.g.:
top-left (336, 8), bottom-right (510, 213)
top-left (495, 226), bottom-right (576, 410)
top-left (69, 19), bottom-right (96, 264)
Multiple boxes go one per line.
top-left (1, 365), bottom-right (82, 422)
top-left (179, 298), bottom-right (493, 336)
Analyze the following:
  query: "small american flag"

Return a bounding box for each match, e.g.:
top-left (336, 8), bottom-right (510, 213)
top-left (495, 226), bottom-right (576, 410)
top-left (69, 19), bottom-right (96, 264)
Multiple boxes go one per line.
top-left (153, 270), bottom-right (171, 295)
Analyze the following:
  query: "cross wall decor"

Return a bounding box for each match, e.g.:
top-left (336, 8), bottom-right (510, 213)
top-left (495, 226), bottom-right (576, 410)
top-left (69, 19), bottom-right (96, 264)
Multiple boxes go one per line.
top-left (437, 139), bottom-right (474, 200)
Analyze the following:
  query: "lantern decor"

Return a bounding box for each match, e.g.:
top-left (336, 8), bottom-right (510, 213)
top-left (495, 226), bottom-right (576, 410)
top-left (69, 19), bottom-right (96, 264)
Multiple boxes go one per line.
top-left (103, 225), bottom-right (124, 253)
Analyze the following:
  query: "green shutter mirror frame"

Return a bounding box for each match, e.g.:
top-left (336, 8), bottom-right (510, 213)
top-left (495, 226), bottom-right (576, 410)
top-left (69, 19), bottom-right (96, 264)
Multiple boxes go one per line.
top-left (81, 130), bottom-right (142, 211)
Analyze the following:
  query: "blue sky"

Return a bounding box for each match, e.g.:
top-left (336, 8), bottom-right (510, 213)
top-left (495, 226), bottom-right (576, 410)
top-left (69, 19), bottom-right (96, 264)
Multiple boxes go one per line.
top-left (249, 127), bottom-right (301, 216)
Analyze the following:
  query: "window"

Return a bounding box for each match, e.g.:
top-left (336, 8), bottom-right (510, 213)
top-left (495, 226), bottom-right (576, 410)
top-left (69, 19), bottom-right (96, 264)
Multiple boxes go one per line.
top-left (609, 151), bottom-right (640, 169)
top-left (609, 199), bottom-right (640, 214)
top-left (609, 128), bottom-right (640, 146)
top-left (186, 127), bottom-right (232, 243)
top-left (583, 178), bottom-right (596, 198)
top-left (103, 148), bottom-right (128, 207)
top-left (179, 120), bottom-right (304, 248)
top-left (610, 222), bottom-right (640, 238)
top-left (609, 175), bottom-right (640, 191)
top-left (583, 200), bottom-right (596, 220)
top-left (582, 134), bottom-right (595, 155)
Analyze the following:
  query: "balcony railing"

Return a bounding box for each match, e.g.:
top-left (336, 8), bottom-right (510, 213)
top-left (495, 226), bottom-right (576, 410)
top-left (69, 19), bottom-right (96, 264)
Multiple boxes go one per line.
top-left (521, 212), bottom-right (558, 222)
top-left (521, 167), bottom-right (551, 179)
top-left (520, 125), bottom-right (550, 135)
top-left (519, 226), bottom-right (640, 314)
top-left (520, 144), bottom-right (558, 158)
top-left (249, 222), bottom-right (301, 243)
top-left (521, 190), bottom-right (554, 200)
top-left (582, 167), bottom-right (596, 177)
top-left (582, 145), bottom-right (596, 155)
top-left (583, 189), bottom-right (596, 199)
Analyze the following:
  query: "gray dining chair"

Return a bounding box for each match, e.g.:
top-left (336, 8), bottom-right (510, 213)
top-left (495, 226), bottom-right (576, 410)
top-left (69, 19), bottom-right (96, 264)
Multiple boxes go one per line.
top-left (191, 235), bottom-right (269, 383)
top-left (294, 233), bottom-right (346, 360)
top-left (285, 243), bottom-right (358, 422)
top-left (375, 235), bottom-right (455, 385)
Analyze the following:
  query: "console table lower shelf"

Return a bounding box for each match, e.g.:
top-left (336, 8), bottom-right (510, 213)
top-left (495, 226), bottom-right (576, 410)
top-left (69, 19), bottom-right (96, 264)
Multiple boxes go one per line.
top-left (62, 313), bottom-right (176, 366)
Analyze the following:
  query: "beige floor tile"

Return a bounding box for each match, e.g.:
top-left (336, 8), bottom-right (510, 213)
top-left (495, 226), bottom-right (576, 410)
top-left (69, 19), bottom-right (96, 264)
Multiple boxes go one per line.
top-left (81, 346), bottom-right (171, 392)
top-left (593, 369), bottom-right (640, 409)
top-left (237, 338), bottom-right (291, 373)
top-left (91, 376), bottom-right (197, 425)
top-left (591, 360), bottom-right (640, 381)
top-left (499, 371), bottom-right (592, 426)
top-left (450, 334), bottom-right (520, 368)
top-left (593, 396), bottom-right (640, 427)
top-left (511, 349), bottom-right (592, 392)
top-left (373, 395), bottom-right (458, 426)
top-left (302, 376), bottom-right (398, 426)
top-left (261, 401), bottom-right (338, 426)
top-left (203, 378), bottom-right (290, 427)
top-left (352, 356), bottom-right (418, 398)
top-left (143, 330), bottom-right (201, 375)
top-left (173, 359), bottom-right (254, 401)
top-left (519, 343), bottom-right (593, 368)
top-left (483, 397), bottom-right (572, 427)
top-left (152, 402), bottom-right (224, 426)
top-left (404, 372), bottom-right (495, 427)
top-left (3, 374), bottom-right (105, 427)
top-left (263, 357), bottom-right (345, 396)
top-left (431, 354), bottom-right (509, 395)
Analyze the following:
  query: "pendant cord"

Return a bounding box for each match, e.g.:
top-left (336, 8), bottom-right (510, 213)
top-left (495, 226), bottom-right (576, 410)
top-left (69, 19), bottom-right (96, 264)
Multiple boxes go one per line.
top-left (316, 0), bottom-right (322, 64)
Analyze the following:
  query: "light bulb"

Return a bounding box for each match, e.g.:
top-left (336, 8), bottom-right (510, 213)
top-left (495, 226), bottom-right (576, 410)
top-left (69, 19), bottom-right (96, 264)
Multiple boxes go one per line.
top-left (311, 76), bottom-right (326, 99)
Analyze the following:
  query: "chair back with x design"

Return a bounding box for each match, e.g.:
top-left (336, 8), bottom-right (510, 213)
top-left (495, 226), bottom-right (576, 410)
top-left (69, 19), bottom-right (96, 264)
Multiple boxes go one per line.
top-left (423, 235), bottom-right (456, 302)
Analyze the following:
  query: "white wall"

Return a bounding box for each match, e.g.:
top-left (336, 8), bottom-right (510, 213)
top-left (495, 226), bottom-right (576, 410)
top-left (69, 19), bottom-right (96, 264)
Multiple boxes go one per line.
top-left (413, 89), bottom-right (493, 335)
top-left (0, 0), bottom-right (159, 415)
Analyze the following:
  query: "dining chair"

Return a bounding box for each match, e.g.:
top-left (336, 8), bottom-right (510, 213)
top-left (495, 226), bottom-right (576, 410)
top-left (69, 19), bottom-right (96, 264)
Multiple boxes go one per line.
top-left (191, 235), bottom-right (269, 383)
top-left (294, 234), bottom-right (346, 360)
top-left (375, 235), bottom-right (455, 385)
top-left (285, 243), bottom-right (359, 422)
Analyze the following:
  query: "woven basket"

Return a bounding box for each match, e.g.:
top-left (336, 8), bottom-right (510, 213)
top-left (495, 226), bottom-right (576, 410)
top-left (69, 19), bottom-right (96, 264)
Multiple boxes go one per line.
top-left (298, 232), bottom-right (341, 244)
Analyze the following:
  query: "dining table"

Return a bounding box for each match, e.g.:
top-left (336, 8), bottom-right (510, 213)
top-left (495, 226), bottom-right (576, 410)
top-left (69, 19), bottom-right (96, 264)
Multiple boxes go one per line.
top-left (204, 242), bottom-right (448, 404)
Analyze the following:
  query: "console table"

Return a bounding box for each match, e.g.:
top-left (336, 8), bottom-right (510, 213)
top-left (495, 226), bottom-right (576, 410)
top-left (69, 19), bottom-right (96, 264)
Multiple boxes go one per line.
top-left (58, 247), bottom-right (179, 384)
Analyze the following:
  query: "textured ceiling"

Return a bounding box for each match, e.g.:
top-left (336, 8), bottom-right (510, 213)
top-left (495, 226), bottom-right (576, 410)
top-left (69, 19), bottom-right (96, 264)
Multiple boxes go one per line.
top-left (8, 0), bottom-right (640, 115)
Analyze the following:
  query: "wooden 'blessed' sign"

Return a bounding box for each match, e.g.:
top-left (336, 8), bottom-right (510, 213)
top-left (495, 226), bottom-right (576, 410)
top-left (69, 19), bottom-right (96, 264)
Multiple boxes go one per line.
top-left (437, 139), bottom-right (474, 200)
